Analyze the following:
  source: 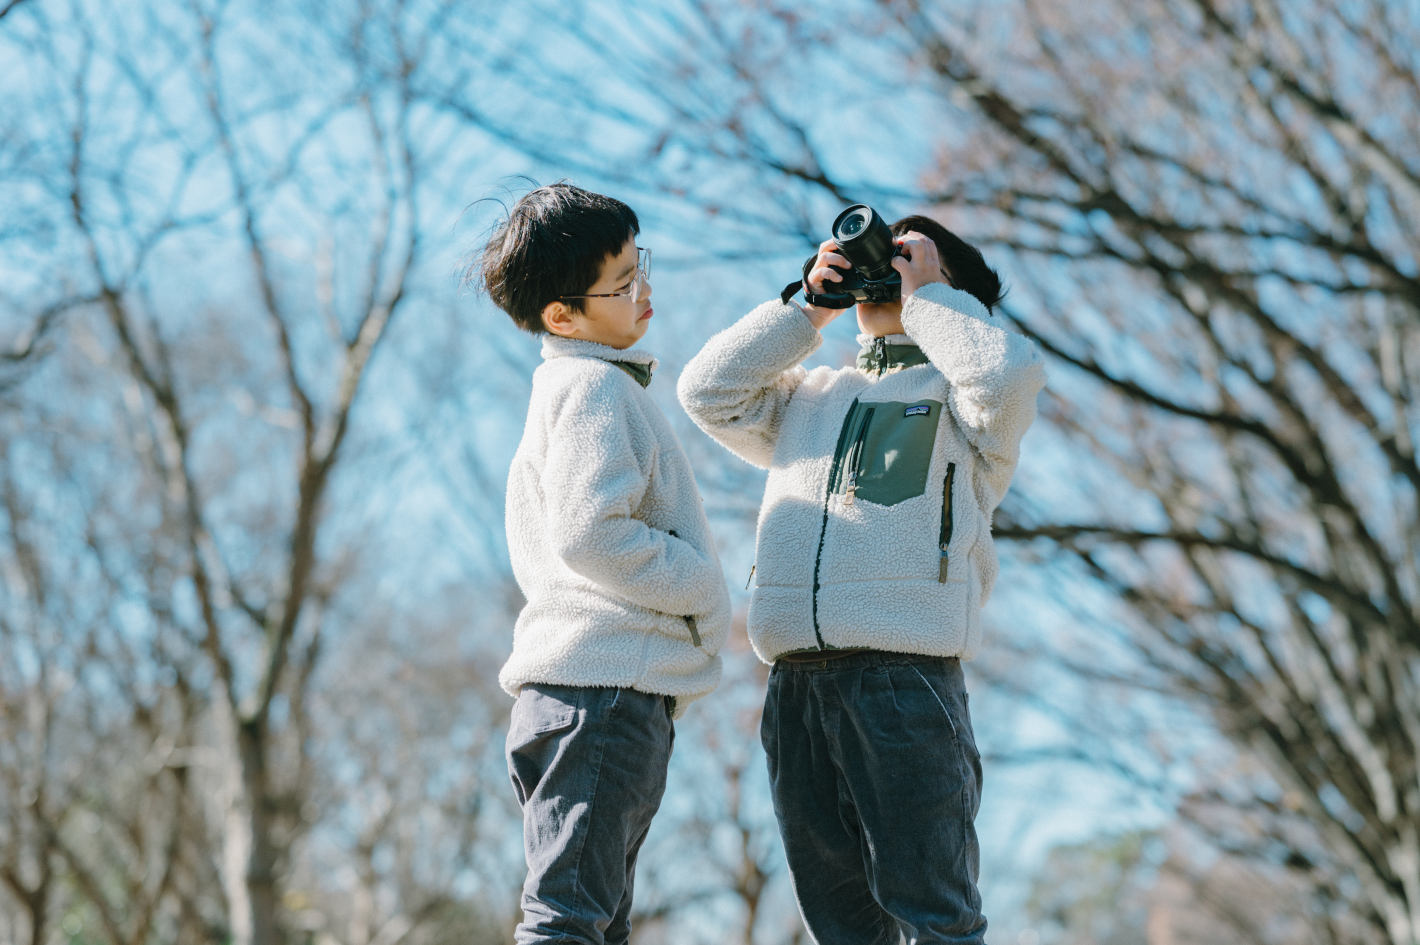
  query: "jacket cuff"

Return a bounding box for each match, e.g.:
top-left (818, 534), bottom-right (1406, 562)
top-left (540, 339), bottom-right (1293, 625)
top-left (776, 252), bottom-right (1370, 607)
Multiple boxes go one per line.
top-left (899, 282), bottom-right (1026, 380)
top-left (901, 282), bottom-right (994, 329)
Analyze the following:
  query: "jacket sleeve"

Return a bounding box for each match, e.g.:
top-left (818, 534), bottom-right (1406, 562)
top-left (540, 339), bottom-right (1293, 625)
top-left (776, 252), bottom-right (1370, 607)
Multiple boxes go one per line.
top-left (542, 370), bottom-right (724, 616)
top-left (676, 301), bottom-right (824, 469)
top-left (900, 282), bottom-right (1046, 507)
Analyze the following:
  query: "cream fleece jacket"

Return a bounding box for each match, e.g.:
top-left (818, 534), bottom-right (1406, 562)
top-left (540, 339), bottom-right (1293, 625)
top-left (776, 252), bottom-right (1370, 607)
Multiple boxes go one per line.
top-left (500, 336), bottom-right (730, 717)
top-left (677, 282), bottom-right (1045, 664)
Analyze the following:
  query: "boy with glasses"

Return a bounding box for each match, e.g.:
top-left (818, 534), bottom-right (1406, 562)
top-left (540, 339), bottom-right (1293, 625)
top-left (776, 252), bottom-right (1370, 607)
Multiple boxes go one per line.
top-left (473, 182), bottom-right (730, 944)
top-left (678, 214), bottom-right (1045, 944)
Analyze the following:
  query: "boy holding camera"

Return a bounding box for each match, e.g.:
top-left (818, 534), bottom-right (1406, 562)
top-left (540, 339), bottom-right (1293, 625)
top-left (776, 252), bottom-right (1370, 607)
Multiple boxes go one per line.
top-left (678, 207), bottom-right (1045, 944)
top-left (475, 182), bottom-right (731, 945)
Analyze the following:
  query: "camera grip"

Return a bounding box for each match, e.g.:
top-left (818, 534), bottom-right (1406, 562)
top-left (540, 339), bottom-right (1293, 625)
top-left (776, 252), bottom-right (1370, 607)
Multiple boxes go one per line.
top-left (779, 251), bottom-right (857, 309)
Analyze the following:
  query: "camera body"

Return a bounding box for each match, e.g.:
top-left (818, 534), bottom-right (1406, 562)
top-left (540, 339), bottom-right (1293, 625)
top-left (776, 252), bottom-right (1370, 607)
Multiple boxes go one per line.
top-left (805, 204), bottom-right (903, 308)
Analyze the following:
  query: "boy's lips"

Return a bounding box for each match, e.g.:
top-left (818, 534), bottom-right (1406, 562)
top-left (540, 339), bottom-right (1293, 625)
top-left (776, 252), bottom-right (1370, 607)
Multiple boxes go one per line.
top-left (639, 306), bottom-right (653, 321)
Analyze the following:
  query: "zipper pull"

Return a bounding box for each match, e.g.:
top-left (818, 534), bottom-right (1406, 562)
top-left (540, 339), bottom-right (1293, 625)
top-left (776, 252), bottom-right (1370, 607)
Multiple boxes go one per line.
top-left (685, 615), bottom-right (702, 647)
top-left (938, 463), bottom-right (956, 583)
top-left (745, 563), bottom-right (756, 590)
top-left (874, 337), bottom-right (887, 375)
top-left (844, 475), bottom-right (857, 506)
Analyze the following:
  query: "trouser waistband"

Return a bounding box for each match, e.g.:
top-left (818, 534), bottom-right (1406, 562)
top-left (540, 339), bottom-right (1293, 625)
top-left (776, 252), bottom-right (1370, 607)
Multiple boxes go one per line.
top-left (772, 649), bottom-right (959, 672)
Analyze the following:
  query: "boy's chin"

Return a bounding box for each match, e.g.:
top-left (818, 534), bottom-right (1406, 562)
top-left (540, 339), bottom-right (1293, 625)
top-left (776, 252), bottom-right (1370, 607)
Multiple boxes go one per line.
top-left (566, 322), bottom-right (646, 350)
top-left (593, 331), bottom-right (644, 351)
top-left (856, 302), bottom-right (906, 336)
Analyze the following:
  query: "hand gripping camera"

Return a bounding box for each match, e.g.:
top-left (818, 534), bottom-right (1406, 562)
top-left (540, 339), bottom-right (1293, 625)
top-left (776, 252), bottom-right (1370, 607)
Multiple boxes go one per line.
top-left (780, 204), bottom-right (903, 309)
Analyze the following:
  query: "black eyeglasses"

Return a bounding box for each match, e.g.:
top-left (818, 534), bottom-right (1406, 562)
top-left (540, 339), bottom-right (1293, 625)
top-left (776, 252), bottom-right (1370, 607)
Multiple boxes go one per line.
top-left (559, 247), bottom-right (651, 304)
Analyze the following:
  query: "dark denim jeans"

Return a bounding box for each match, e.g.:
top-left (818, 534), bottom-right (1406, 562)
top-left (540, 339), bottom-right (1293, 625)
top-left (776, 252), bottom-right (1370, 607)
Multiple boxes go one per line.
top-left (761, 652), bottom-right (986, 945)
top-left (506, 684), bottom-right (675, 945)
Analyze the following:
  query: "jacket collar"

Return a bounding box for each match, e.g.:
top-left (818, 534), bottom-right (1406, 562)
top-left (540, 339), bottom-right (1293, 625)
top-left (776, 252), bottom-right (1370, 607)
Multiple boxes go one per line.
top-left (540, 336), bottom-right (657, 388)
top-left (856, 333), bottom-right (929, 376)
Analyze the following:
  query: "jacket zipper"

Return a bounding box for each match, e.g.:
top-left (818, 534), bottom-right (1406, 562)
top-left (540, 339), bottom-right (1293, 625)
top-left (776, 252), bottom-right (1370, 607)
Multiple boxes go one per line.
top-left (842, 406), bottom-right (875, 506)
top-left (938, 463), bottom-right (956, 583)
top-left (811, 398), bottom-right (864, 649)
top-left (809, 488), bottom-right (832, 649)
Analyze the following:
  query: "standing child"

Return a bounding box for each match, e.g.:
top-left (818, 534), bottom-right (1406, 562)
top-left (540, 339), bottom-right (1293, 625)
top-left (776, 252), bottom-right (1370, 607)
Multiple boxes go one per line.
top-left (474, 182), bottom-right (731, 945)
top-left (678, 210), bottom-right (1045, 945)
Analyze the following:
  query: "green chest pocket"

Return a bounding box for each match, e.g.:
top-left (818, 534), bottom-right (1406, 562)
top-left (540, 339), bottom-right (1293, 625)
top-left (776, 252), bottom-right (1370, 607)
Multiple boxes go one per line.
top-left (828, 399), bottom-right (943, 507)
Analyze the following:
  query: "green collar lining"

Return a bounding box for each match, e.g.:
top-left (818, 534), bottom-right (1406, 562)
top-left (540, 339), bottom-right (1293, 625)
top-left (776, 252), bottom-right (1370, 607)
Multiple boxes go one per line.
top-left (611, 359), bottom-right (653, 388)
top-left (856, 337), bottom-right (930, 376)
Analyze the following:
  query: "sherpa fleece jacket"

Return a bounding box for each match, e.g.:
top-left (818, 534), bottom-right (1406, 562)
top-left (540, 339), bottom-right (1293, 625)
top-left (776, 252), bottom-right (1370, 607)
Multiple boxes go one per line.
top-left (500, 335), bottom-right (730, 718)
top-left (677, 282), bottom-right (1045, 665)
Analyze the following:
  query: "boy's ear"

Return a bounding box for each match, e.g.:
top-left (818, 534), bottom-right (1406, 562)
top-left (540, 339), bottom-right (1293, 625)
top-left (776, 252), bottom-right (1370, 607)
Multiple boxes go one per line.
top-left (541, 300), bottom-right (580, 338)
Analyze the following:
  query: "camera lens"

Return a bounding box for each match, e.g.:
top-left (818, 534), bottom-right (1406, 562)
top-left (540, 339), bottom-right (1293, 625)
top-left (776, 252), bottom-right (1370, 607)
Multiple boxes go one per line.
top-left (835, 208), bottom-right (870, 240)
top-left (831, 204), bottom-right (897, 282)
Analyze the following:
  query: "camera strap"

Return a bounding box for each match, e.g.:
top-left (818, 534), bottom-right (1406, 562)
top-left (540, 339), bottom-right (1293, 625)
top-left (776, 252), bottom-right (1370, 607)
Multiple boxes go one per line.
top-left (782, 281), bottom-right (857, 309)
top-left (780, 254), bottom-right (857, 309)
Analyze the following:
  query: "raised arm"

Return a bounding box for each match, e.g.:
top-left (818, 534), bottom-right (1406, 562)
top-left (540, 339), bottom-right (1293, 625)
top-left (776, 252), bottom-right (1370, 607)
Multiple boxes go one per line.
top-left (677, 301), bottom-right (824, 469)
top-left (898, 260), bottom-right (1046, 506)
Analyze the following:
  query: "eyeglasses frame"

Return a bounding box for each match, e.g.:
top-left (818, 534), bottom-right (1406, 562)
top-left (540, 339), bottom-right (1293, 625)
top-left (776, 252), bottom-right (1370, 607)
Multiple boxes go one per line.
top-left (558, 247), bottom-right (651, 303)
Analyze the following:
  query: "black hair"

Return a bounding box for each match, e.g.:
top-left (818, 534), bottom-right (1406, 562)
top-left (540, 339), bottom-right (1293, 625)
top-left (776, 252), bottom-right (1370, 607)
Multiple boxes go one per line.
top-left (470, 182), bottom-right (639, 334)
top-left (891, 215), bottom-right (1006, 313)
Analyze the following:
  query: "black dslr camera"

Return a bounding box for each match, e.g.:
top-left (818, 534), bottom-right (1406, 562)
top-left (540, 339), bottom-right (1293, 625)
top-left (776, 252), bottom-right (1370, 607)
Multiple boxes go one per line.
top-left (781, 204), bottom-right (903, 309)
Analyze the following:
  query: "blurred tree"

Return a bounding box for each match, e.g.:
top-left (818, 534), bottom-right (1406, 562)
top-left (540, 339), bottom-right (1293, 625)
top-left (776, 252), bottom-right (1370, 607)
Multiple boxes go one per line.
top-left (1021, 811), bottom-right (1374, 945)
top-left (911, 3), bottom-right (1419, 940)
top-left (7, 0), bottom-right (1417, 942)
top-left (0, 307), bottom-right (61, 395)
top-left (0, 0), bottom-right (539, 942)
top-left (1020, 829), bottom-right (1160, 945)
top-left (1, 344), bottom-right (228, 944)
